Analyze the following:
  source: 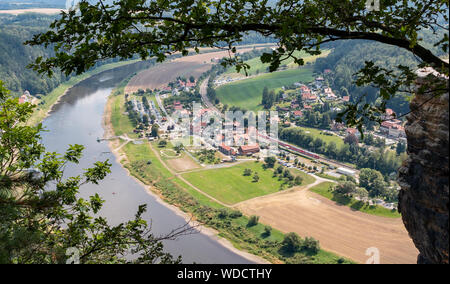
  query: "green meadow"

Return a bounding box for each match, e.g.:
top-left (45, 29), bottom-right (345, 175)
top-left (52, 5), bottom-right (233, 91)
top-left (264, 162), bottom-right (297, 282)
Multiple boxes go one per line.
top-left (216, 67), bottom-right (315, 111)
top-left (181, 161), bottom-right (316, 205)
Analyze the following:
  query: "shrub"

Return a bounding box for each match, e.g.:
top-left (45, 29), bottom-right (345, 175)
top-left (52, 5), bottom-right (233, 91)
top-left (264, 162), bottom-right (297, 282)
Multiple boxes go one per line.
top-left (294, 176), bottom-right (303, 185)
top-left (247, 215), bottom-right (260, 227)
top-left (217, 208), bottom-right (228, 219)
top-left (282, 232), bottom-right (302, 252)
top-left (252, 173), bottom-right (260, 182)
top-left (243, 168), bottom-right (252, 176)
top-left (229, 210), bottom-right (243, 218)
top-left (263, 226), bottom-right (272, 237)
top-left (302, 237), bottom-right (320, 254)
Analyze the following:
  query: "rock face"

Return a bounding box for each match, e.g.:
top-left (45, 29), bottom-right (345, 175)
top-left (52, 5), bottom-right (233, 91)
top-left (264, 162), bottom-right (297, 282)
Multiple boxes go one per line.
top-left (398, 72), bottom-right (449, 264)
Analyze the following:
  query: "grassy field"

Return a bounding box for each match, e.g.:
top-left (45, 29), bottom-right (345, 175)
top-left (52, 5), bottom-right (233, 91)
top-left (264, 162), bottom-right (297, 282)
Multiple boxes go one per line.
top-left (289, 168), bottom-right (317, 185)
top-left (181, 161), bottom-right (315, 205)
top-left (309, 182), bottom-right (401, 218)
top-left (110, 83), bottom-right (138, 138)
top-left (27, 59), bottom-right (141, 125)
top-left (299, 127), bottom-right (344, 147)
top-left (216, 67), bottom-right (314, 111)
top-left (182, 162), bottom-right (283, 204)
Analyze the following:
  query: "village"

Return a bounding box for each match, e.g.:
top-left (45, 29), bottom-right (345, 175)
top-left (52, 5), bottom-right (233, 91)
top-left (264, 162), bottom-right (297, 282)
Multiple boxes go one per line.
top-left (122, 69), bottom-right (404, 212)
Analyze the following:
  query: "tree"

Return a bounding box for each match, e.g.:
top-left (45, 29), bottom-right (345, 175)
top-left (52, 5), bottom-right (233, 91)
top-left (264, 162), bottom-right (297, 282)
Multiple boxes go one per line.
top-left (158, 140), bottom-right (167, 147)
top-left (302, 237), bottom-right (320, 254)
top-left (25, 0), bottom-right (450, 264)
top-left (189, 75), bottom-right (195, 83)
top-left (344, 133), bottom-right (359, 145)
top-left (294, 176), bottom-right (303, 186)
top-left (252, 173), bottom-right (260, 182)
top-left (243, 168), bottom-right (252, 176)
top-left (26, 0), bottom-right (448, 130)
top-left (174, 143), bottom-right (184, 153)
top-left (282, 232), bottom-right (302, 253)
top-left (264, 156), bottom-right (276, 168)
top-left (396, 142), bottom-right (407, 155)
top-left (276, 165), bottom-right (283, 174)
top-left (247, 215), bottom-right (259, 227)
top-left (263, 226), bottom-right (272, 237)
top-left (142, 114), bottom-right (149, 126)
top-left (0, 82), bottom-right (192, 264)
top-left (151, 124), bottom-right (159, 137)
top-left (334, 181), bottom-right (357, 196)
top-left (359, 168), bottom-right (387, 197)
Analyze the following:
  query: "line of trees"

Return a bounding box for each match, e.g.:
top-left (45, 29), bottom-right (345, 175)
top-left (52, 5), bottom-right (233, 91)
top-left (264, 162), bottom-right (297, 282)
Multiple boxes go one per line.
top-left (280, 127), bottom-right (405, 177)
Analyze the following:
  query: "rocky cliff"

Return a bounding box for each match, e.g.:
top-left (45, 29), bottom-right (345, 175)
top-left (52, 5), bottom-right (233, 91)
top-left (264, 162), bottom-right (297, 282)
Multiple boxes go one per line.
top-left (398, 70), bottom-right (449, 264)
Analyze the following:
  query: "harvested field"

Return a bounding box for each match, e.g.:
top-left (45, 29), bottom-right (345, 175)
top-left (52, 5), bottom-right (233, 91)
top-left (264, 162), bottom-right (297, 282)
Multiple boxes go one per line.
top-left (166, 155), bottom-right (200, 172)
top-left (124, 47), bottom-right (267, 94)
top-left (235, 188), bottom-right (419, 264)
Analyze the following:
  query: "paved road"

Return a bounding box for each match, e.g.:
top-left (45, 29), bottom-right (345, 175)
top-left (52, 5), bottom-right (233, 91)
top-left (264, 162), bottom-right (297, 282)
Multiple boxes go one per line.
top-left (199, 77), bottom-right (224, 118)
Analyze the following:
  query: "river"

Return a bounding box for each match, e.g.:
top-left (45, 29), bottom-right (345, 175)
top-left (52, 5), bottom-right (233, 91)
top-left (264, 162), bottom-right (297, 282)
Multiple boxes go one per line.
top-left (39, 61), bottom-right (254, 264)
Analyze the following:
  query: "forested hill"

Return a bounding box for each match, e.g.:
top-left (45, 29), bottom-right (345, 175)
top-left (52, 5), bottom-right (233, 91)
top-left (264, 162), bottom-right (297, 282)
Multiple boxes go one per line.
top-left (0, 13), bottom-right (129, 97)
top-left (0, 0), bottom-right (64, 10)
top-left (314, 29), bottom-right (448, 116)
top-left (0, 13), bottom-right (66, 97)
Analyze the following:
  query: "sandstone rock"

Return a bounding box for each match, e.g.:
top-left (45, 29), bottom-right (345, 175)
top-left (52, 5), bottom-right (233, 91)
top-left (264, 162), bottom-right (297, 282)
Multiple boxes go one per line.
top-left (398, 70), bottom-right (449, 264)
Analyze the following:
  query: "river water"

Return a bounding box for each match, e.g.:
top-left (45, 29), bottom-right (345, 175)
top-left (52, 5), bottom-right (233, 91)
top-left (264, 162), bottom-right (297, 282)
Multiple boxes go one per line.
top-left (39, 61), bottom-right (253, 264)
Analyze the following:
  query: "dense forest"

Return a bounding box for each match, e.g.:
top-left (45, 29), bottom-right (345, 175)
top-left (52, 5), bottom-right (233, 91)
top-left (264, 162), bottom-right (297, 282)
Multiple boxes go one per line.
top-left (0, 13), bottom-right (129, 97)
top-left (0, 0), bottom-right (64, 10)
top-left (0, 14), bottom-right (65, 96)
top-left (314, 29), bottom-right (448, 116)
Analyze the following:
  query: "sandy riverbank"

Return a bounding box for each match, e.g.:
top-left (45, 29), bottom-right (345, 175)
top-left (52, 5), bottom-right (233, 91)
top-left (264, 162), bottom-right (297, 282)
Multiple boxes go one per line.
top-left (102, 93), bottom-right (269, 264)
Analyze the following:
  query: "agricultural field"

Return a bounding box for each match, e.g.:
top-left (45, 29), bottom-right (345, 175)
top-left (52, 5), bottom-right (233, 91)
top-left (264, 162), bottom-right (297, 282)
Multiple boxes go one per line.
top-left (236, 181), bottom-right (417, 263)
top-left (181, 161), bottom-right (315, 205)
top-left (224, 50), bottom-right (331, 76)
top-left (125, 46), bottom-right (265, 93)
top-left (216, 67), bottom-right (315, 111)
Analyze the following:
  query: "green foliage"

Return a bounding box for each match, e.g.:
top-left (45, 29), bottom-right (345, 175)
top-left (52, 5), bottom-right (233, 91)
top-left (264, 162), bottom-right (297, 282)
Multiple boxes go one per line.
top-left (302, 237), bottom-right (320, 254)
top-left (282, 232), bottom-right (302, 253)
top-left (263, 226), bottom-right (272, 237)
top-left (252, 172), bottom-right (260, 182)
top-left (264, 156), bottom-right (276, 168)
top-left (334, 181), bottom-right (358, 196)
top-left (247, 215), bottom-right (260, 227)
top-left (359, 168), bottom-right (386, 195)
top-left (0, 15), bottom-right (65, 96)
top-left (25, 0), bottom-right (448, 133)
top-left (280, 127), bottom-right (404, 176)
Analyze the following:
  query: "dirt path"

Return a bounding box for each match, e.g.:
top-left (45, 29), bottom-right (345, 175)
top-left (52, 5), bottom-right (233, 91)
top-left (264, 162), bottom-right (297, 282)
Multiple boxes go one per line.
top-left (148, 143), bottom-right (230, 207)
top-left (235, 187), bottom-right (418, 264)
